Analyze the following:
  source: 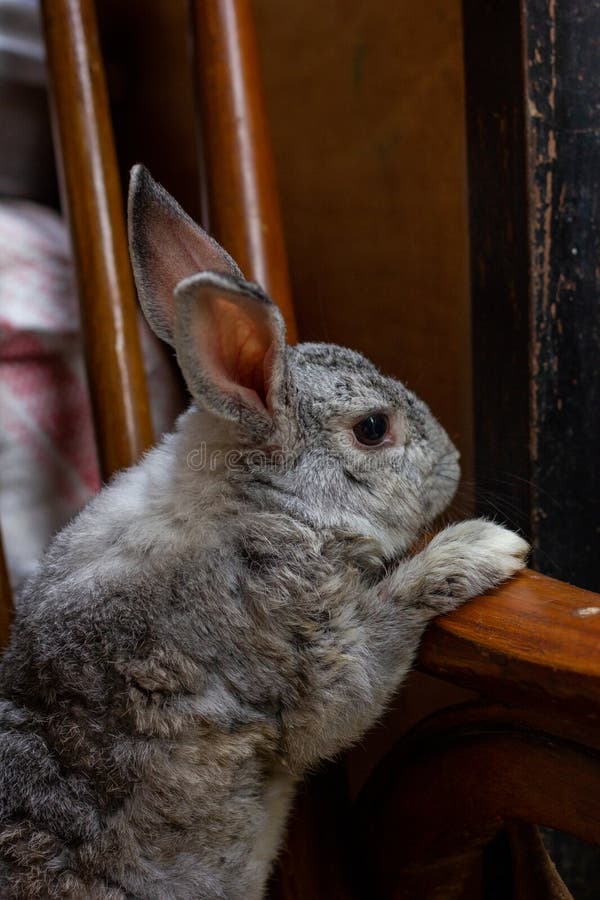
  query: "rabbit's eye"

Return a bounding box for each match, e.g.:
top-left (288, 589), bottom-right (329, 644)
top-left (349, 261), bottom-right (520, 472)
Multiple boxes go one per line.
top-left (353, 413), bottom-right (389, 446)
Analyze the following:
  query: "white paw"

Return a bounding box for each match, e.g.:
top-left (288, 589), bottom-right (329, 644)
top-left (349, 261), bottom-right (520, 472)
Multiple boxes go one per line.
top-left (432, 518), bottom-right (529, 576)
top-left (423, 519), bottom-right (530, 605)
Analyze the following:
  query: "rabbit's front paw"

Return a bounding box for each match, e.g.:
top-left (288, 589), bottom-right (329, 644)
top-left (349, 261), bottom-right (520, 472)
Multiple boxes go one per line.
top-left (421, 519), bottom-right (529, 610)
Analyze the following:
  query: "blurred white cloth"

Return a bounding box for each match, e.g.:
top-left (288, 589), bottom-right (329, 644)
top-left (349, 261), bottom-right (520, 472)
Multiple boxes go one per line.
top-left (0, 3), bottom-right (182, 589)
top-left (0, 201), bottom-right (182, 590)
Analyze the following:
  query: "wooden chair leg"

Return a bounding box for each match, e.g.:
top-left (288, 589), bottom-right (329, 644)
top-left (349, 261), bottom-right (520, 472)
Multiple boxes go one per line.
top-left (509, 823), bottom-right (573, 900)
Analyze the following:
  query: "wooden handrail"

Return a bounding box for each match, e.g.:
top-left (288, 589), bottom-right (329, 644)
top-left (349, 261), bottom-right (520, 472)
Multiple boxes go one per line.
top-left (41, 0), bottom-right (153, 479)
top-left (418, 568), bottom-right (600, 712)
top-left (190, 0), bottom-right (297, 342)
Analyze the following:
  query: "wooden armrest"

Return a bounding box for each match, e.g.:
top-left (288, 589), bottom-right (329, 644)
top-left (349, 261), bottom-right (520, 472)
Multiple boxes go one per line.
top-left (418, 569), bottom-right (600, 713)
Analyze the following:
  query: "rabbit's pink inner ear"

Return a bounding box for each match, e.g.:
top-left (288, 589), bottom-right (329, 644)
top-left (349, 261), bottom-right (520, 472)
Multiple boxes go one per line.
top-left (193, 295), bottom-right (276, 413)
top-left (135, 202), bottom-right (226, 338)
top-left (128, 165), bottom-right (243, 345)
top-left (143, 213), bottom-right (203, 326)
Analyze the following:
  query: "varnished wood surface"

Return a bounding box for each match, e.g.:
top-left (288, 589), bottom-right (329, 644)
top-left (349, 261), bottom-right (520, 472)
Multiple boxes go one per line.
top-left (190, 0), bottom-right (297, 341)
top-left (271, 567), bottom-right (600, 900)
top-left (41, 0), bottom-right (153, 479)
top-left (419, 568), bottom-right (600, 712)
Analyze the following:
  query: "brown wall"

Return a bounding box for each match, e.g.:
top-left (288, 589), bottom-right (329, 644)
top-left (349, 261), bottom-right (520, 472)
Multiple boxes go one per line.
top-left (254, 0), bottom-right (472, 488)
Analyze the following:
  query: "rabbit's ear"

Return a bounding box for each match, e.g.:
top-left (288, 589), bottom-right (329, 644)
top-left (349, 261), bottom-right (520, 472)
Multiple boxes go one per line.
top-left (128, 165), bottom-right (243, 346)
top-left (174, 272), bottom-right (286, 434)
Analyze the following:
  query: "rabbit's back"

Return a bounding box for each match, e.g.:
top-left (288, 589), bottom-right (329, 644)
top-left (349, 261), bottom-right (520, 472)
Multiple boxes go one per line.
top-left (0, 451), bottom-right (313, 897)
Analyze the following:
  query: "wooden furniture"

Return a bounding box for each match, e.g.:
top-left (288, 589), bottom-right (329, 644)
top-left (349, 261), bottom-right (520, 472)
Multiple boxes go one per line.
top-left (0, 0), bottom-right (597, 896)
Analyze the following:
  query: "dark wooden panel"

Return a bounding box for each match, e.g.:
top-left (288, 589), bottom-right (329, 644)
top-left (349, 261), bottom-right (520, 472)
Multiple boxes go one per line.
top-left (95, 0), bottom-right (202, 222)
top-left (267, 764), bottom-right (355, 900)
top-left (464, 0), bottom-right (600, 589)
top-left (526, 0), bottom-right (600, 588)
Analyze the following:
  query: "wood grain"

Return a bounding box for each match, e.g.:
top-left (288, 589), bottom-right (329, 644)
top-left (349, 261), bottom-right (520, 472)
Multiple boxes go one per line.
top-left (190, 0), bottom-right (297, 342)
top-left (41, 0), bottom-right (153, 479)
top-left (464, 0), bottom-right (600, 588)
top-left (419, 568), bottom-right (600, 713)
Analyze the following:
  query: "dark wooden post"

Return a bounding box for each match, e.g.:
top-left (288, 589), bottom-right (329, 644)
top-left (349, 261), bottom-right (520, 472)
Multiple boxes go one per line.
top-left (464, 0), bottom-right (600, 590)
top-left (525, 0), bottom-right (600, 589)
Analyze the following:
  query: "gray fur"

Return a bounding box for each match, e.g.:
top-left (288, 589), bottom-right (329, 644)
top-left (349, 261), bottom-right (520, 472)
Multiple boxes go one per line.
top-left (0, 170), bottom-right (529, 898)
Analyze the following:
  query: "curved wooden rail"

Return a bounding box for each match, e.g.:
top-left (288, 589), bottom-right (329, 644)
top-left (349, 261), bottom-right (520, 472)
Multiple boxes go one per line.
top-left (354, 702), bottom-right (600, 899)
top-left (418, 568), bottom-right (600, 713)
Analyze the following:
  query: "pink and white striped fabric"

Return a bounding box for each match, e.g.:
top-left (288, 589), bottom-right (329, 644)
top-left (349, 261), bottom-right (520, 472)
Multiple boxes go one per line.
top-left (0, 201), bottom-right (181, 590)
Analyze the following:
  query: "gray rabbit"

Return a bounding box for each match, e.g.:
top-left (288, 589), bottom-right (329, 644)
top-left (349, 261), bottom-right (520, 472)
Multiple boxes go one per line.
top-left (0, 167), bottom-right (528, 899)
